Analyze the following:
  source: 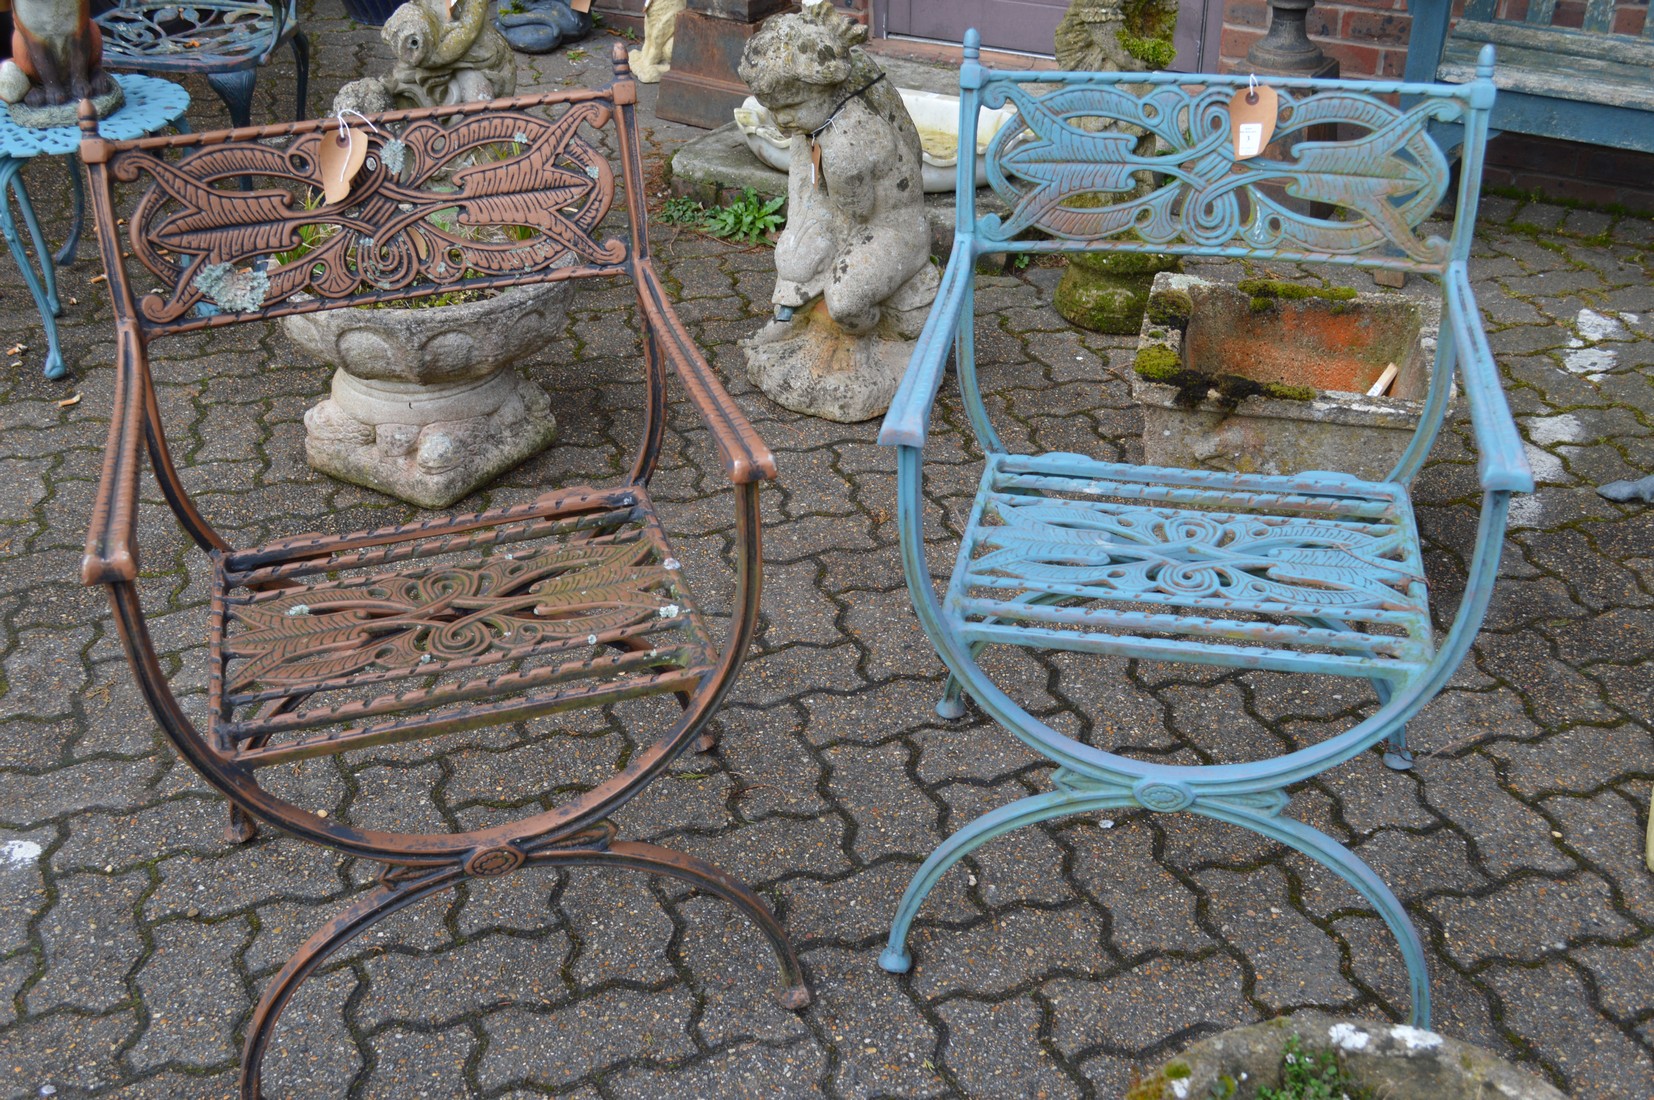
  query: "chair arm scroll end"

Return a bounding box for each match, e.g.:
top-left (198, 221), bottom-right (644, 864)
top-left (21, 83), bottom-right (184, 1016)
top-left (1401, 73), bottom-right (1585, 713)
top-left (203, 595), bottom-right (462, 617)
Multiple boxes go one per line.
top-left (81, 546), bottom-right (137, 587)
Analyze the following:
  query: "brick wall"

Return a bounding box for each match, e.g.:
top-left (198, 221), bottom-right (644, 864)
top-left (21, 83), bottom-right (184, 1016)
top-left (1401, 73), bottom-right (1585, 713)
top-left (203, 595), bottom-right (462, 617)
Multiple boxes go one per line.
top-left (1218, 0), bottom-right (1654, 213)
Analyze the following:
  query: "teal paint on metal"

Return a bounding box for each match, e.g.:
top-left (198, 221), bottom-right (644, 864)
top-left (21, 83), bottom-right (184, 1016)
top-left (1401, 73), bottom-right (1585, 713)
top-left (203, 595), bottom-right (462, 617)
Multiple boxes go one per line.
top-left (0, 74), bottom-right (191, 379)
top-left (877, 33), bottom-right (1526, 1028)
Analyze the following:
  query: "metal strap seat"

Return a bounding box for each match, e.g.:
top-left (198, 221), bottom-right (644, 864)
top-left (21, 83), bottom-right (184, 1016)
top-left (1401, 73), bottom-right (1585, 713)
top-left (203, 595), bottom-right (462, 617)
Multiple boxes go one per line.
top-left (75, 50), bottom-right (804, 1097)
top-left (206, 484), bottom-right (717, 765)
top-left (876, 34), bottom-right (1531, 1030)
top-left (948, 454), bottom-right (1433, 679)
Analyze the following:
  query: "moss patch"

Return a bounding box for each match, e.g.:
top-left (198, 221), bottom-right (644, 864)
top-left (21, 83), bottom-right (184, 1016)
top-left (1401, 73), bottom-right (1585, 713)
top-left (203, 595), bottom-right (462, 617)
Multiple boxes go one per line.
top-left (1237, 278), bottom-right (1359, 313)
top-left (1146, 287), bottom-right (1192, 328)
top-left (1136, 347), bottom-right (1317, 407)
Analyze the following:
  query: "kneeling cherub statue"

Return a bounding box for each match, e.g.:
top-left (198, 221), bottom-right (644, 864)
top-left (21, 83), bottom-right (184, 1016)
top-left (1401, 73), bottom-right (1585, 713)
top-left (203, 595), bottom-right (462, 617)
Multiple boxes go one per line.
top-left (737, 1), bottom-right (938, 423)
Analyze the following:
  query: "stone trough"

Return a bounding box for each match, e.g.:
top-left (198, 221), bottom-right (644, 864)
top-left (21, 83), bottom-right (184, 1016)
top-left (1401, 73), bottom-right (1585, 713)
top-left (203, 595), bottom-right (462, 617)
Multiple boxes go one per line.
top-left (1132, 272), bottom-right (1445, 481)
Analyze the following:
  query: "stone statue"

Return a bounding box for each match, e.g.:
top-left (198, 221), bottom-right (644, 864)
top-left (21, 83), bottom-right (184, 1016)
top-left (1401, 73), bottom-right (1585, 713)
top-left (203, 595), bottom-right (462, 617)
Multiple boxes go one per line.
top-left (627, 0), bottom-right (685, 83)
top-left (333, 0), bottom-right (516, 115)
top-left (1, 0), bottom-right (123, 126)
top-left (1054, 0), bottom-right (1134, 73)
top-left (736, 2), bottom-right (938, 423)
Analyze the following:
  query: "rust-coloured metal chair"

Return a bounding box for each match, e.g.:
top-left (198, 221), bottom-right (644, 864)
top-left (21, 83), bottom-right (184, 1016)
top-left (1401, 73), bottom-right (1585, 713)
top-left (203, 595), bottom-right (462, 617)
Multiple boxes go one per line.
top-left (76, 48), bottom-right (805, 1096)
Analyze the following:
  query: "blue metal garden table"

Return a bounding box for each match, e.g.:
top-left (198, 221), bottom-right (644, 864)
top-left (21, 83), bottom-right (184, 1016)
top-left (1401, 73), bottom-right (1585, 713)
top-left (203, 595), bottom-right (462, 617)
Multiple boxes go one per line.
top-left (0, 74), bottom-right (190, 379)
top-left (876, 37), bottom-right (1530, 1028)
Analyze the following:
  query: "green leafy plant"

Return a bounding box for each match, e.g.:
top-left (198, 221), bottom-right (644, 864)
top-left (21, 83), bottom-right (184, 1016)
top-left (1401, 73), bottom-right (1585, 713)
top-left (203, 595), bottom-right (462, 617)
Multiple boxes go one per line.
top-left (701, 188), bottom-right (786, 245)
top-left (658, 195), bottom-right (709, 225)
top-left (1257, 1035), bottom-right (1373, 1100)
top-left (566, 47), bottom-right (588, 62)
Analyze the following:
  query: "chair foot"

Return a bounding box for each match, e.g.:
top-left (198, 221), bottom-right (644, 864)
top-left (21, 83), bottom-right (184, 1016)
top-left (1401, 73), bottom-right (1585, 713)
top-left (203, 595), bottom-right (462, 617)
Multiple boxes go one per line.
top-left (935, 678), bottom-right (967, 720)
top-left (778, 981), bottom-right (812, 1010)
top-left (225, 804), bottom-right (259, 844)
top-left (878, 945), bottom-right (913, 974)
top-left (1383, 747), bottom-right (1415, 771)
top-left (694, 730), bottom-right (716, 753)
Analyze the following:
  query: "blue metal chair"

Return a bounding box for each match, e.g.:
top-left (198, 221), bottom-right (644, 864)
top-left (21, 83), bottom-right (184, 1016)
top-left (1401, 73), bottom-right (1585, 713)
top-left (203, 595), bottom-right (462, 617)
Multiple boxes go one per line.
top-left (876, 36), bottom-right (1526, 1028)
top-left (96, 0), bottom-right (309, 128)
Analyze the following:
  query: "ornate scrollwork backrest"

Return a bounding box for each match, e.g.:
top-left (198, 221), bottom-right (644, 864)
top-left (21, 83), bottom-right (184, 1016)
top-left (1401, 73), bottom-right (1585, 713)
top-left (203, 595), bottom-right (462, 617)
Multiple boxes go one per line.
top-left (95, 89), bottom-right (630, 336)
top-left (977, 73), bottom-right (1479, 272)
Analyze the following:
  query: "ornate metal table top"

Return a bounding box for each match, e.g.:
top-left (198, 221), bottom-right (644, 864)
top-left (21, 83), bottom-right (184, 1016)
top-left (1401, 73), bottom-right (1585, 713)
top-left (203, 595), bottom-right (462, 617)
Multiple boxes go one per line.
top-left (0, 74), bottom-right (191, 159)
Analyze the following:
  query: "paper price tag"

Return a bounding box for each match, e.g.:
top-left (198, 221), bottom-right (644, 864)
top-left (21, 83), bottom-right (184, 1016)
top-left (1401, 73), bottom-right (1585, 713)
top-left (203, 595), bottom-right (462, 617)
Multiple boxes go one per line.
top-left (570, 0), bottom-right (591, 11)
top-left (318, 123), bottom-right (367, 206)
top-left (444, 0), bottom-right (455, 17)
top-left (1228, 82), bottom-right (1278, 161)
top-left (810, 138), bottom-right (823, 190)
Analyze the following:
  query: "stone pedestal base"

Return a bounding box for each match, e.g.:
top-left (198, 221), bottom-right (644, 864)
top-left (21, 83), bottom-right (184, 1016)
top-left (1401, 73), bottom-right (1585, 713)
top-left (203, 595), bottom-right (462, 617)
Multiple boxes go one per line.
top-left (655, 6), bottom-right (779, 129)
top-left (1055, 248), bottom-right (1180, 335)
top-left (305, 367), bottom-right (557, 509)
top-left (743, 278), bottom-right (937, 424)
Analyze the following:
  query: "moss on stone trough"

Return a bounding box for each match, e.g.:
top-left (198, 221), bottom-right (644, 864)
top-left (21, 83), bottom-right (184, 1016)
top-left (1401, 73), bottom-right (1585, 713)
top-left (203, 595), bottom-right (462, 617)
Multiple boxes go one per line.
top-left (1237, 278), bottom-right (1359, 315)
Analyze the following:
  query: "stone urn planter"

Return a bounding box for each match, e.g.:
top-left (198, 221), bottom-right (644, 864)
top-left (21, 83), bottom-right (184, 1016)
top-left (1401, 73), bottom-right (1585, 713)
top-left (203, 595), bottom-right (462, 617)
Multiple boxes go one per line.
top-left (281, 279), bottom-right (569, 509)
top-left (1132, 271), bottom-right (1445, 481)
top-left (1129, 1012), bottom-right (1564, 1099)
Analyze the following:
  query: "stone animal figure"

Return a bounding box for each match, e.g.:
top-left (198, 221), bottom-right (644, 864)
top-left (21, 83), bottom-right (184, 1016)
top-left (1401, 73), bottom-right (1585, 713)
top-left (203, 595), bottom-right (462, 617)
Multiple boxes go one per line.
top-left (626, 0), bottom-right (685, 83)
top-left (737, 2), bottom-right (932, 338)
top-left (6, 0), bottom-right (116, 107)
top-left (381, 0), bottom-right (517, 108)
top-left (1054, 0), bottom-right (1134, 73)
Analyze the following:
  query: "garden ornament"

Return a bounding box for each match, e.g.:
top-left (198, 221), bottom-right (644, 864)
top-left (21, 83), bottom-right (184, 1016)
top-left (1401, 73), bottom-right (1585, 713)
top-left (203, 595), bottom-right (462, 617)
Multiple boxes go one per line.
top-left (494, 0), bottom-right (594, 56)
top-left (332, 0), bottom-right (516, 114)
top-left (627, 0), bottom-right (685, 82)
top-left (3, 0), bottom-right (122, 125)
top-left (736, 0), bottom-right (939, 423)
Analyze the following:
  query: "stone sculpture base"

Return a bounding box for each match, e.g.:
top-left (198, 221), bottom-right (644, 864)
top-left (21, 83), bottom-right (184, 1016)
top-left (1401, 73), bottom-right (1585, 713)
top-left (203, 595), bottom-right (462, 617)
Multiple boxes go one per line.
top-left (1055, 247), bottom-right (1180, 335)
top-left (305, 367), bottom-right (557, 509)
top-left (8, 83), bottom-right (124, 129)
top-left (743, 271), bottom-right (937, 423)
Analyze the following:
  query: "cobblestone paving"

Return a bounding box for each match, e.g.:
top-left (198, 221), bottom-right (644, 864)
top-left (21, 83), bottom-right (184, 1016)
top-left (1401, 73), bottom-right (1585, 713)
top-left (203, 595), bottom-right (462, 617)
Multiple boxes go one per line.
top-left (1, 8), bottom-right (1651, 1098)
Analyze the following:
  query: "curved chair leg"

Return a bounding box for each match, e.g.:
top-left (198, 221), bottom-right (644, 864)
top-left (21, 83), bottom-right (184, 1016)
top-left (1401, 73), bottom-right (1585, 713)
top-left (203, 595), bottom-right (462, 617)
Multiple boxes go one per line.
top-left (882, 787), bottom-right (1430, 1026)
top-left (0, 159), bottom-right (67, 379)
top-left (1210, 801), bottom-right (1431, 1026)
top-left (290, 30), bottom-right (311, 121)
top-left (240, 865), bottom-right (464, 1098)
top-left (54, 154), bottom-right (85, 267)
top-left (1371, 679), bottom-right (1413, 770)
top-left (881, 789), bottom-right (1085, 974)
top-left (542, 839), bottom-right (810, 1009)
top-left (206, 68), bottom-right (258, 129)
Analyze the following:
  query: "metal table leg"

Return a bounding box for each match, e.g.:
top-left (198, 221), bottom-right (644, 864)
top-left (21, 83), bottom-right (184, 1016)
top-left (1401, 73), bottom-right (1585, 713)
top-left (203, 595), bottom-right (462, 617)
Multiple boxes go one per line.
top-left (0, 156), bottom-right (67, 379)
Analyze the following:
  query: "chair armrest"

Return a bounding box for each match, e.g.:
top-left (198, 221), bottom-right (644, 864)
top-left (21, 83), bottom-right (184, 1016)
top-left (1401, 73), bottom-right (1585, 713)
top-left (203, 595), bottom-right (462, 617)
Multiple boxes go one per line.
top-left (1400, 0), bottom-right (1454, 84)
top-left (82, 325), bottom-right (147, 586)
top-left (878, 241), bottom-right (973, 449)
top-left (1445, 262), bottom-right (1534, 494)
top-left (637, 263), bottom-right (777, 484)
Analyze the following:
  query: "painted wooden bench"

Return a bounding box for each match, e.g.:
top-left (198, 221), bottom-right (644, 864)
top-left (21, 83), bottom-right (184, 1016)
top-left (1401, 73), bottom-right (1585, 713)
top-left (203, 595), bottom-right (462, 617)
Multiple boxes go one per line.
top-left (877, 34), bottom-right (1529, 1027)
top-left (76, 46), bottom-right (805, 1097)
top-left (1404, 0), bottom-right (1654, 154)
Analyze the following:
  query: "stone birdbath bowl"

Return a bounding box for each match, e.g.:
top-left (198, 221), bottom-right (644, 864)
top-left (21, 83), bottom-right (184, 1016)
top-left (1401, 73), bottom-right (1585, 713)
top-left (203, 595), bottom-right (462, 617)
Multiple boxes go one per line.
top-left (1132, 271), bottom-right (1445, 482)
top-left (281, 278), bottom-right (569, 509)
top-left (733, 89), bottom-right (1017, 193)
top-left (1130, 1012), bottom-right (1564, 1099)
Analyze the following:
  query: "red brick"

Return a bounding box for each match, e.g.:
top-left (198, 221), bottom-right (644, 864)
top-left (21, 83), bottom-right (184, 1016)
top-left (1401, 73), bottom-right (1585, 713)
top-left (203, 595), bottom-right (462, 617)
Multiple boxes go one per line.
top-left (1306, 5), bottom-right (1339, 37)
top-left (1344, 9), bottom-right (1409, 43)
top-left (1219, 26), bottom-right (1265, 60)
top-left (1378, 48), bottom-right (1409, 78)
top-left (1225, 0), bottom-right (1271, 30)
top-left (1321, 41), bottom-right (1384, 76)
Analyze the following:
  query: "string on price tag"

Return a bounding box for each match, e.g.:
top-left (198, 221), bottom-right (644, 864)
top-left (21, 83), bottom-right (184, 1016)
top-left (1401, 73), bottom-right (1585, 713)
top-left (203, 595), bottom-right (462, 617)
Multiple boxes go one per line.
top-left (1228, 74), bottom-right (1278, 161)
